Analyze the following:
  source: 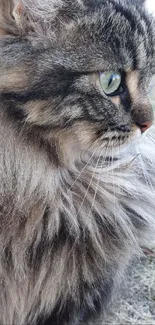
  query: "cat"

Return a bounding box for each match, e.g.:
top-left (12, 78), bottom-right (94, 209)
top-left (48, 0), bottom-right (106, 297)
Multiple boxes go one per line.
top-left (0, 0), bottom-right (155, 324)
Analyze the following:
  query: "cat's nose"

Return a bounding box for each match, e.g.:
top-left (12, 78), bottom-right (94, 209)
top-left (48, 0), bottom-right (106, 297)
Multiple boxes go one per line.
top-left (136, 121), bottom-right (153, 133)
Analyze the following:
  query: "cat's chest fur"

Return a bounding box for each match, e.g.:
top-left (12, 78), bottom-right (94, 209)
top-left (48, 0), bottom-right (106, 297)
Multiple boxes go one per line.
top-left (1, 116), bottom-right (155, 325)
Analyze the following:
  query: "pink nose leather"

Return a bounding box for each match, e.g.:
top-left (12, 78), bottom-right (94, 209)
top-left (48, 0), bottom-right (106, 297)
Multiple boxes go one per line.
top-left (138, 121), bottom-right (153, 133)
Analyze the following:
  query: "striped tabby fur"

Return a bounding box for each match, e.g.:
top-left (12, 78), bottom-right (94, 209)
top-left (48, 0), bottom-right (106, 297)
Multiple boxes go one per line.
top-left (0, 0), bottom-right (155, 324)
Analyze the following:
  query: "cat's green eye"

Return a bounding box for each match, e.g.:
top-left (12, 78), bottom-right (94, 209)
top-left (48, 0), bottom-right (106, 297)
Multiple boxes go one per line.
top-left (99, 72), bottom-right (122, 96)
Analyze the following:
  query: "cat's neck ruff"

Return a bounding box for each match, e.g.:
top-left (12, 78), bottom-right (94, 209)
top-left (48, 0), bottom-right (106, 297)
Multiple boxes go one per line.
top-left (50, 125), bottom-right (155, 248)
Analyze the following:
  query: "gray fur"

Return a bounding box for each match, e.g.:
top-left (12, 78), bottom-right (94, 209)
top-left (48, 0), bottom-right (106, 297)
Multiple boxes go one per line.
top-left (0, 0), bottom-right (155, 324)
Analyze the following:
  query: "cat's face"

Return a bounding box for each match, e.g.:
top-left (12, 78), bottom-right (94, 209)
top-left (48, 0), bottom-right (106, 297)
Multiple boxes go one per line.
top-left (0, 0), bottom-right (154, 160)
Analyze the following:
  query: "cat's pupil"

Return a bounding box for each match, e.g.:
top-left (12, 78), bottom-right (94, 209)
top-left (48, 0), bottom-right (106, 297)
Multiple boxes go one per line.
top-left (108, 75), bottom-right (114, 86)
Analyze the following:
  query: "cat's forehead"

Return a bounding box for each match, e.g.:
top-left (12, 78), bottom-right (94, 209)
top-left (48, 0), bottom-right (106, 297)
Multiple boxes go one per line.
top-left (0, 0), bottom-right (154, 75)
top-left (47, 5), bottom-right (153, 74)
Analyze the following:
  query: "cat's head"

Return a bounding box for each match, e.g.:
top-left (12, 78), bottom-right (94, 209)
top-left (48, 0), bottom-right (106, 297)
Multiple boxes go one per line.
top-left (0, 0), bottom-right (154, 164)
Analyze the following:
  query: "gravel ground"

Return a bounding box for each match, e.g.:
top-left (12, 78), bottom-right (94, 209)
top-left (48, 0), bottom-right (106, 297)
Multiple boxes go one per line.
top-left (105, 253), bottom-right (155, 325)
top-left (87, 251), bottom-right (155, 325)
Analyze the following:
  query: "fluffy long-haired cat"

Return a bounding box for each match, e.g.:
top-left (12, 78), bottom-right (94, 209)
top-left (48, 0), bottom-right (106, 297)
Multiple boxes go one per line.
top-left (0, 0), bottom-right (155, 324)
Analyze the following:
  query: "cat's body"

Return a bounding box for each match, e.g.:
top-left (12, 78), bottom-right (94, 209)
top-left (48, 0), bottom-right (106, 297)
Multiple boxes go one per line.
top-left (0, 0), bottom-right (155, 324)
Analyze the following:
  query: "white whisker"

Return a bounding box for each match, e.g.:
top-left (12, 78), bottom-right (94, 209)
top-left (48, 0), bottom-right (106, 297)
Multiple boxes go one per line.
top-left (66, 145), bottom-right (100, 194)
top-left (88, 141), bottom-right (110, 215)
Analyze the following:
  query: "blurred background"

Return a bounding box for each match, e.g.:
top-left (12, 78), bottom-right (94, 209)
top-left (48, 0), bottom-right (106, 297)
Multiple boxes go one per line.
top-left (149, 76), bottom-right (155, 112)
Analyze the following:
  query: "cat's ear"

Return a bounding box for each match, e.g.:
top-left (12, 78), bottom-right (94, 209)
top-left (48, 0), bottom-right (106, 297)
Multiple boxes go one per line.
top-left (0, 0), bottom-right (25, 36)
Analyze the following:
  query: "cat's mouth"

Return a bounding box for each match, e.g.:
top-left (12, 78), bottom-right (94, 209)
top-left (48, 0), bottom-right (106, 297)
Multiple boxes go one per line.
top-left (91, 125), bottom-right (141, 157)
top-left (72, 122), bottom-right (141, 163)
top-left (88, 127), bottom-right (141, 167)
top-left (98, 129), bottom-right (137, 147)
top-left (101, 133), bottom-right (128, 143)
